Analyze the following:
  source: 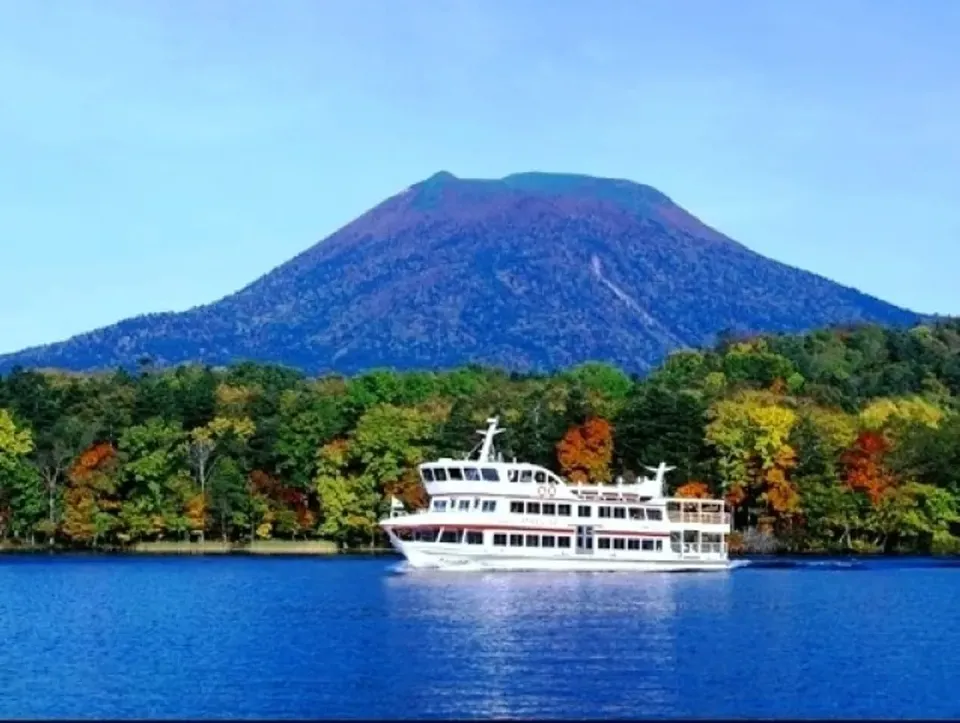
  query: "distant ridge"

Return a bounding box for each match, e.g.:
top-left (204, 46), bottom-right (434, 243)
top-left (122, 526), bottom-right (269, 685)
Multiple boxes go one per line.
top-left (0, 171), bottom-right (920, 375)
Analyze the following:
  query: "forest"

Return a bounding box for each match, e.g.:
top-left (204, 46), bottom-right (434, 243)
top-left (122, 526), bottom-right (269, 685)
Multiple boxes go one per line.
top-left (1, 321), bottom-right (960, 555)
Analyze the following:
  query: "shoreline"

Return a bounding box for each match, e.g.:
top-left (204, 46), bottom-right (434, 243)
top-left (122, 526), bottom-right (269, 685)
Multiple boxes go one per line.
top-left (0, 540), bottom-right (955, 559)
top-left (0, 540), bottom-right (396, 557)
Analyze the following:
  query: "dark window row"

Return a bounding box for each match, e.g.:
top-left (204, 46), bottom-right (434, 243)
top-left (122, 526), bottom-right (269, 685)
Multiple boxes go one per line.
top-left (590, 505), bottom-right (663, 521)
top-left (432, 499), bottom-right (498, 512)
top-left (428, 529), bottom-right (485, 545)
top-left (596, 537), bottom-right (663, 551)
top-left (423, 467), bottom-right (501, 482)
top-left (506, 469), bottom-right (550, 484)
top-left (509, 501), bottom-right (572, 516)
top-left (509, 501), bottom-right (663, 521)
top-left (493, 533), bottom-right (572, 549)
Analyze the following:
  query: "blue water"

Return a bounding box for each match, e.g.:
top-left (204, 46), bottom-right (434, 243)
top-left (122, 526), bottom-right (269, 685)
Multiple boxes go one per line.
top-left (0, 555), bottom-right (958, 719)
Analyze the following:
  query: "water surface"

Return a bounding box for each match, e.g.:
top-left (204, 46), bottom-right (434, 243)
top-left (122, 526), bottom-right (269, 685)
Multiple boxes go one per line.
top-left (0, 555), bottom-right (957, 719)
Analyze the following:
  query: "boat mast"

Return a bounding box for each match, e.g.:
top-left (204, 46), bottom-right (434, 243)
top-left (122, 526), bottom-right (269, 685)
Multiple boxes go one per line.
top-left (476, 417), bottom-right (503, 462)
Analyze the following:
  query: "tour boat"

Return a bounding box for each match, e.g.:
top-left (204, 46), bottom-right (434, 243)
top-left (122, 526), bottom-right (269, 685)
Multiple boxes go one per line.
top-left (379, 417), bottom-right (733, 572)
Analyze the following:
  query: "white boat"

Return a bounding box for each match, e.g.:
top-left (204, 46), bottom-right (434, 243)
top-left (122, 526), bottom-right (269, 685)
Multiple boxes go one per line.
top-left (379, 417), bottom-right (734, 572)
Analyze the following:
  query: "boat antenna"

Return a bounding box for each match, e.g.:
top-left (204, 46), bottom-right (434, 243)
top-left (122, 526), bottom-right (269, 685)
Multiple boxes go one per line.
top-left (643, 462), bottom-right (676, 487)
top-left (476, 417), bottom-right (504, 462)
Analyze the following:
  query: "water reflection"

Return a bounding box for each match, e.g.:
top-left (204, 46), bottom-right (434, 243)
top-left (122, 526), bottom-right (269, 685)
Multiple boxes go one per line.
top-left (382, 571), bottom-right (731, 719)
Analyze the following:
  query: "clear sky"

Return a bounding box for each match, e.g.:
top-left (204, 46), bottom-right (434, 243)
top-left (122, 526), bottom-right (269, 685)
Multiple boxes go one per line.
top-left (1, 0), bottom-right (958, 354)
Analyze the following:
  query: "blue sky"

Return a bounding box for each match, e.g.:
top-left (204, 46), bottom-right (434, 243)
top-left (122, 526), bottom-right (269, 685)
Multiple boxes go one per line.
top-left (1, 0), bottom-right (958, 354)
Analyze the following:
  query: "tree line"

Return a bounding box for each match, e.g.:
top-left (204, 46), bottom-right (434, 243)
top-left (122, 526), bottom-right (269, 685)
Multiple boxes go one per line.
top-left (1, 320), bottom-right (960, 554)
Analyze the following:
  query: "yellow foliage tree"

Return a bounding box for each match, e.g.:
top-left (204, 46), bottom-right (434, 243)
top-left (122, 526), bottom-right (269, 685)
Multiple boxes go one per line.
top-left (0, 409), bottom-right (33, 458)
top-left (860, 396), bottom-right (944, 435)
top-left (805, 406), bottom-right (858, 457)
top-left (215, 384), bottom-right (259, 418)
top-left (705, 391), bottom-right (800, 521)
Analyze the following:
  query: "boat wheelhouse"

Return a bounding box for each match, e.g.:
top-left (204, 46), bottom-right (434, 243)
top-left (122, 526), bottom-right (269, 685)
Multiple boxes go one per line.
top-left (379, 417), bottom-right (732, 572)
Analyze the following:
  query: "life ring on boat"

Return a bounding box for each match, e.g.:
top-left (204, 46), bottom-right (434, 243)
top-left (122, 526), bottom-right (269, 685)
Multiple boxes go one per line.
top-left (547, 484), bottom-right (556, 497)
top-left (537, 485), bottom-right (547, 498)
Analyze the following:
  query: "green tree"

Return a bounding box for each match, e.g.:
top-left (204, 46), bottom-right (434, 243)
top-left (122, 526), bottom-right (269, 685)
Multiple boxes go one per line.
top-left (208, 456), bottom-right (249, 542)
top-left (274, 388), bottom-right (346, 490)
top-left (616, 384), bottom-right (711, 490)
top-left (0, 409), bottom-right (46, 542)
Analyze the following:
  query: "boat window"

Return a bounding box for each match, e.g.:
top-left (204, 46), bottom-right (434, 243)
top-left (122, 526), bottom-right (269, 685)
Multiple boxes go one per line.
top-left (433, 500), bottom-right (447, 512)
top-left (542, 503), bottom-right (556, 516)
top-left (526, 502), bottom-right (540, 515)
top-left (597, 538), bottom-right (611, 550)
top-left (481, 468), bottom-right (500, 482)
top-left (541, 535), bottom-right (556, 548)
top-left (646, 509), bottom-right (663, 521)
top-left (557, 537), bottom-right (572, 548)
top-left (520, 470), bottom-right (533, 483)
top-left (613, 538), bottom-right (626, 550)
top-left (656, 540), bottom-right (663, 551)
top-left (509, 534), bottom-right (523, 547)
top-left (558, 504), bottom-right (572, 516)
top-left (508, 469), bottom-right (519, 482)
top-left (613, 507), bottom-right (626, 519)
top-left (578, 506), bottom-right (592, 518)
top-left (534, 470), bottom-right (546, 484)
top-left (473, 498), bottom-right (481, 509)
top-left (628, 539), bottom-right (640, 550)
top-left (416, 529), bottom-right (439, 542)
top-left (422, 468), bottom-right (435, 482)
top-left (458, 500), bottom-right (470, 511)
top-left (493, 533), bottom-right (507, 546)
top-left (440, 530), bottom-right (461, 544)
top-left (465, 531), bottom-right (483, 545)
top-left (448, 468), bottom-right (464, 481)
top-left (433, 468), bottom-right (447, 482)
top-left (525, 535), bottom-right (540, 547)
top-left (510, 501), bottom-right (524, 514)
top-left (482, 500), bottom-right (497, 512)
top-left (642, 539), bottom-right (655, 551)
top-left (464, 467), bottom-right (481, 481)
top-left (629, 507), bottom-right (644, 520)
top-left (598, 506), bottom-right (612, 518)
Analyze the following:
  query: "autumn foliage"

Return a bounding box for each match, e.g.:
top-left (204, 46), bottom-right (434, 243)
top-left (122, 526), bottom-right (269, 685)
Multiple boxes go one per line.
top-left (4, 320), bottom-right (960, 554)
top-left (676, 481), bottom-right (711, 499)
top-left (62, 443), bottom-right (121, 545)
top-left (842, 430), bottom-right (896, 506)
top-left (385, 468), bottom-right (428, 510)
top-left (556, 417), bottom-right (613, 483)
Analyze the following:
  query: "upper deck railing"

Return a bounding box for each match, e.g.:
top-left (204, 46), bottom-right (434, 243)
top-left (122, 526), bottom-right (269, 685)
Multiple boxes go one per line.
top-left (666, 510), bottom-right (730, 525)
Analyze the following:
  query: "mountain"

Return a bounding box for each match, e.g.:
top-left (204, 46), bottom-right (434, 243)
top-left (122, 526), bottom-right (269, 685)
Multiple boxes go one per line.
top-left (0, 171), bottom-right (921, 376)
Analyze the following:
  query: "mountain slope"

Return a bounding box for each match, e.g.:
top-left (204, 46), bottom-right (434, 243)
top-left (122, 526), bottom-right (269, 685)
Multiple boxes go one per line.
top-left (0, 172), bottom-right (920, 375)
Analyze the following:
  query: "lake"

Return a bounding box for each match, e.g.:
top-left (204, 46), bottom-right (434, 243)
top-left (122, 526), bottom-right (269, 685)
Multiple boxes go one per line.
top-left (0, 555), bottom-right (957, 719)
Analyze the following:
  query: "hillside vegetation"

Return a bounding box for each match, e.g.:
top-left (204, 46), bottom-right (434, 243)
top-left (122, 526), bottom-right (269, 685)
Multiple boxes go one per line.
top-left (1, 320), bottom-right (959, 554)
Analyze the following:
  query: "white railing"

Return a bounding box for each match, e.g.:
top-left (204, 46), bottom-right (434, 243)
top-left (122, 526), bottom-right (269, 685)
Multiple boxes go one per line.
top-left (667, 511), bottom-right (730, 525)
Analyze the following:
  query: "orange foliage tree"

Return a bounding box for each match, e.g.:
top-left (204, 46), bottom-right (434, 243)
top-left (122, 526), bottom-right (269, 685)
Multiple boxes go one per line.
top-left (556, 417), bottom-right (613, 483)
top-left (385, 467), bottom-right (428, 510)
top-left (62, 443), bottom-right (121, 546)
top-left (842, 430), bottom-right (896, 506)
top-left (676, 481), bottom-right (711, 499)
top-left (248, 469), bottom-right (319, 539)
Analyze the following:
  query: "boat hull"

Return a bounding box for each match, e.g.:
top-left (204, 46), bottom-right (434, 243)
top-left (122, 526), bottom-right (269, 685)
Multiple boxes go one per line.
top-left (391, 540), bottom-right (731, 572)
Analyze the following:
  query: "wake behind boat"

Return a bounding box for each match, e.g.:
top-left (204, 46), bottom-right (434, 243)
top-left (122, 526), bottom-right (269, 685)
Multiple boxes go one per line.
top-left (379, 418), bottom-right (733, 572)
